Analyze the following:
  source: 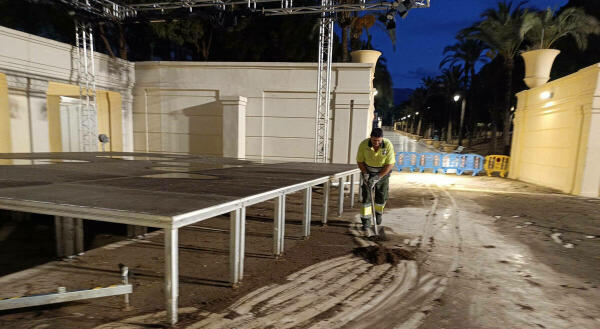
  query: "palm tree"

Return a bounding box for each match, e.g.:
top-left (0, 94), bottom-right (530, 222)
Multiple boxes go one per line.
top-left (440, 36), bottom-right (488, 145)
top-left (463, 1), bottom-right (537, 154)
top-left (526, 7), bottom-right (600, 50)
top-left (408, 87), bottom-right (427, 135)
top-left (439, 66), bottom-right (464, 144)
top-left (419, 77), bottom-right (435, 138)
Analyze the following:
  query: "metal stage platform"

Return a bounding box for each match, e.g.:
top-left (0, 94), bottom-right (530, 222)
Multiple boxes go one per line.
top-left (0, 152), bottom-right (359, 324)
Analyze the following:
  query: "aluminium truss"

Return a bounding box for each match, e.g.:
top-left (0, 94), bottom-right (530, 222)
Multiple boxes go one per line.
top-left (58, 0), bottom-right (137, 20)
top-left (54, 1), bottom-right (136, 151)
top-left (56, 0), bottom-right (430, 158)
top-left (74, 21), bottom-right (99, 152)
top-left (314, 0), bottom-right (334, 162)
top-left (128, 0), bottom-right (430, 16)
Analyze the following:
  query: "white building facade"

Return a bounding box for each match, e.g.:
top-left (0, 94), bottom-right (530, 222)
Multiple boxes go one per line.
top-left (0, 26), bottom-right (376, 164)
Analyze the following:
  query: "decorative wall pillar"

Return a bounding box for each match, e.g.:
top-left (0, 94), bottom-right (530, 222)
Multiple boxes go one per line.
top-left (0, 73), bottom-right (10, 152)
top-left (121, 89), bottom-right (134, 152)
top-left (332, 93), bottom-right (371, 164)
top-left (220, 96), bottom-right (247, 158)
top-left (579, 106), bottom-right (600, 197)
top-left (508, 93), bottom-right (528, 180)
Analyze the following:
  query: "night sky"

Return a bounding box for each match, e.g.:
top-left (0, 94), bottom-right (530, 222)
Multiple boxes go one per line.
top-left (372, 0), bottom-right (569, 90)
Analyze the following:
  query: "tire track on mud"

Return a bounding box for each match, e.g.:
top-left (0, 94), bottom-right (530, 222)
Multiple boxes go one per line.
top-left (92, 184), bottom-right (464, 329)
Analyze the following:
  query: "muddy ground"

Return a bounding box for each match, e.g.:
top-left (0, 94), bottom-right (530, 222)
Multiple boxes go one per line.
top-left (1, 172), bottom-right (599, 329)
top-left (0, 187), bottom-right (357, 328)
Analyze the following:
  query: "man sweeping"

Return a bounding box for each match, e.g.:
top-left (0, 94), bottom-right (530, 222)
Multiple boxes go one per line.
top-left (356, 128), bottom-right (396, 236)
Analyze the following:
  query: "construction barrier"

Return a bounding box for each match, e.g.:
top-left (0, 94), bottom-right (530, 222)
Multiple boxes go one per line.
top-left (441, 154), bottom-right (461, 174)
top-left (485, 155), bottom-right (510, 177)
top-left (418, 153), bottom-right (443, 173)
top-left (396, 152), bottom-right (419, 172)
top-left (395, 152), bottom-right (486, 176)
top-left (459, 154), bottom-right (486, 176)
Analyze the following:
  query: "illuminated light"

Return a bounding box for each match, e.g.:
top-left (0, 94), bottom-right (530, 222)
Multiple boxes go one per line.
top-left (415, 112), bottom-right (419, 115)
top-left (373, 89), bottom-right (379, 96)
top-left (540, 91), bottom-right (553, 100)
top-left (453, 95), bottom-right (460, 102)
top-left (407, 115), bottom-right (411, 118)
top-left (542, 101), bottom-right (555, 108)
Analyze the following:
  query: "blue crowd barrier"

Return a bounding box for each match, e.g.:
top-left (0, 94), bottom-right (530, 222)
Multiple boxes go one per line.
top-left (395, 152), bottom-right (485, 176)
top-left (441, 154), bottom-right (460, 174)
top-left (418, 153), bottom-right (443, 173)
top-left (459, 154), bottom-right (485, 176)
top-left (396, 152), bottom-right (419, 172)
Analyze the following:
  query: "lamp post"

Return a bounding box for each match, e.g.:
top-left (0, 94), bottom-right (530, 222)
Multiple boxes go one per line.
top-left (454, 94), bottom-right (467, 146)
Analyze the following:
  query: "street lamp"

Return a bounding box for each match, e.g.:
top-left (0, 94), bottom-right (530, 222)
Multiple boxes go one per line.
top-left (454, 94), bottom-right (467, 146)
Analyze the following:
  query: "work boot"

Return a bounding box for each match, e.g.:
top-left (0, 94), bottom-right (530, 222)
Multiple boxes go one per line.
top-left (376, 213), bottom-right (383, 225)
top-left (361, 218), bottom-right (371, 236)
top-left (361, 217), bottom-right (371, 230)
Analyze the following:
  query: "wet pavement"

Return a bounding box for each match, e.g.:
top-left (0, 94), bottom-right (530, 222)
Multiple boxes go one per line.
top-left (386, 133), bottom-right (437, 154)
top-left (385, 173), bottom-right (600, 329)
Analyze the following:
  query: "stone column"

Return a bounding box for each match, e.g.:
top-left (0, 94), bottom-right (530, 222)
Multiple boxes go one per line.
top-left (220, 96), bottom-right (247, 158)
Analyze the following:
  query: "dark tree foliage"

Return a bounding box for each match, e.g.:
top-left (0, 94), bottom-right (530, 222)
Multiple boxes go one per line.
top-left (550, 0), bottom-right (600, 79)
top-left (374, 57), bottom-right (394, 125)
top-left (0, 0), bottom-right (73, 44)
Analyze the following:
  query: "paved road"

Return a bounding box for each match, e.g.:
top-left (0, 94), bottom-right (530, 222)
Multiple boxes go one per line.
top-left (386, 133), bottom-right (436, 154)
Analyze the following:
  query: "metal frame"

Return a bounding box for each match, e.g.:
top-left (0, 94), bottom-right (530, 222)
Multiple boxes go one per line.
top-left (75, 20), bottom-right (99, 152)
top-left (0, 168), bottom-right (360, 325)
top-left (314, 0), bottom-right (334, 163)
top-left (128, 0), bottom-right (430, 15)
top-left (0, 285), bottom-right (132, 311)
top-left (105, 0), bottom-right (429, 163)
top-left (57, 0), bottom-right (137, 20)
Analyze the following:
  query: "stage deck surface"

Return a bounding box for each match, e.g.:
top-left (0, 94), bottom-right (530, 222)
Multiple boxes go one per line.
top-left (0, 153), bottom-right (357, 227)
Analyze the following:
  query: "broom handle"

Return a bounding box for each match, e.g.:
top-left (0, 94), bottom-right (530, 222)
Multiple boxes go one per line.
top-left (370, 184), bottom-right (378, 235)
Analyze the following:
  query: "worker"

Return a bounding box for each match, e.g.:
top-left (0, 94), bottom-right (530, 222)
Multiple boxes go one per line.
top-left (356, 128), bottom-right (396, 236)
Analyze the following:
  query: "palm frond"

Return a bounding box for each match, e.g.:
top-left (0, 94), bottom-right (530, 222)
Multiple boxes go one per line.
top-left (526, 6), bottom-right (600, 50)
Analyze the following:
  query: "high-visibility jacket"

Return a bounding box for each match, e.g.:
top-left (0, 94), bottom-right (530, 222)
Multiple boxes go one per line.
top-left (356, 138), bottom-right (395, 173)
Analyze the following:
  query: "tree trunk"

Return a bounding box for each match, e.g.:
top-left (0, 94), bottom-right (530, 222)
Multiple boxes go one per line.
top-left (118, 23), bottom-right (127, 60)
top-left (98, 23), bottom-right (116, 58)
top-left (502, 59), bottom-right (514, 155)
top-left (490, 124), bottom-right (498, 155)
top-left (468, 120), bottom-right (475, 147)
top-left (447, 118), bottom-right (452, 144)
top-left (342, 25), bottom-right (350, 62)
top-left (467, 66), bottom-right (476, 147)
top-left (416, 118), bottom-right (422, 136)
top-left (201, 29), bottom-right (213, 60)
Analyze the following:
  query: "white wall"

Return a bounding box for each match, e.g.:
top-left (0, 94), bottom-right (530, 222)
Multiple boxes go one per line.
top-left (133, 61), bottom-right (375, 163)
top-left (0, 26), bottom-right (135, 152)
top-left (0, 26), bottom-right (375, 163)
top-left (510, 63), bottom-right (600, 197)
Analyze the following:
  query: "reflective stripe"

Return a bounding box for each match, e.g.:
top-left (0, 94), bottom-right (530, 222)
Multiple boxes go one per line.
top-left (374, 203), bottom-right (385, 213)
top-left (361, 203), bottom-right (372, 216)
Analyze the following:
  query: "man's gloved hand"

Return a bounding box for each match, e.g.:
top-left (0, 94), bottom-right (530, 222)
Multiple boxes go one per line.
top-left (361, 172), bottom-right (370, 184)
top-left (369, 175), bottom-right (381, 188)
